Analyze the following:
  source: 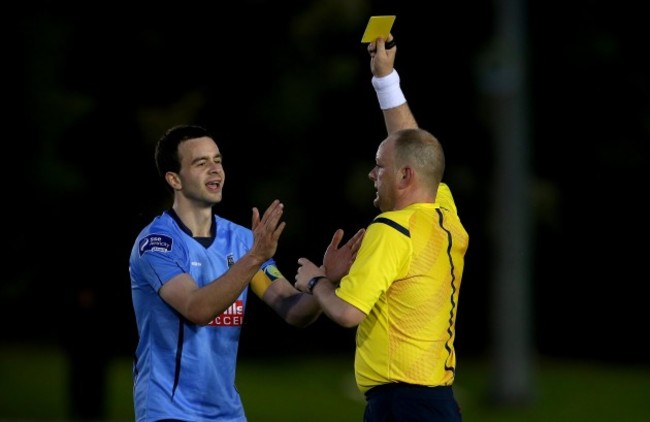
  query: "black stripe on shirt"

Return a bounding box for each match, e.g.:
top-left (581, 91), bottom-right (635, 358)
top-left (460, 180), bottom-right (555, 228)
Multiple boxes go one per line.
top-left (371, 217), bottom-right (410, 237)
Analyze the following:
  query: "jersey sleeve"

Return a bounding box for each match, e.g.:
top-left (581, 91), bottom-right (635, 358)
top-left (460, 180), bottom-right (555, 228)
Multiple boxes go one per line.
top-left (135, 232), bottom-right (187, 292)
top-left (336, 216), bottom-right (410, 314)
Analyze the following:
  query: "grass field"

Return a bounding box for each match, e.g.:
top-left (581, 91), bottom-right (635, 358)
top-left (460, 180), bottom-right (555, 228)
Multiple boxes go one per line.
top-left (1, 344), bottom-right (649, 421)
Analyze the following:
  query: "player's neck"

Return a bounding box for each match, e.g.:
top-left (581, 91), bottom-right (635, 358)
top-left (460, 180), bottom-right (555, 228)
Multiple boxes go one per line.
top-left (172, 202), bottom-right (214, 237)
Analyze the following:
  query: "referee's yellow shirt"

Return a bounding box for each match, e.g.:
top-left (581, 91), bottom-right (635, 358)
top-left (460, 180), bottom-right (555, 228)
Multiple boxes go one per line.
top-left (336, 183), bottom-right (469, 393)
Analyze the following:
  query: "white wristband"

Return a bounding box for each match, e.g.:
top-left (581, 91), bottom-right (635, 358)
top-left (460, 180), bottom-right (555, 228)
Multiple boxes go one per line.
top-left (371, 69), bottom-right (406, 110)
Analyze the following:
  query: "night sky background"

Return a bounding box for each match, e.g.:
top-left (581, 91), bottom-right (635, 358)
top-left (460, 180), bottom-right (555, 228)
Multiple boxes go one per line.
top-left (4, 0), bottom-right (648, 378)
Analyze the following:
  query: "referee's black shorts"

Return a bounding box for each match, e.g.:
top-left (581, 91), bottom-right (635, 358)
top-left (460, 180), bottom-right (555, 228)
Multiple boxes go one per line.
top-left (363, 383), bottom-right (462, 422)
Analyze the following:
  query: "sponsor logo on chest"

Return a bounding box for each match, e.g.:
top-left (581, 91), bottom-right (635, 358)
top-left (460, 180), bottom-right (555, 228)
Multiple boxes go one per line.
top-left (208, 299), bottom-right (244, 326)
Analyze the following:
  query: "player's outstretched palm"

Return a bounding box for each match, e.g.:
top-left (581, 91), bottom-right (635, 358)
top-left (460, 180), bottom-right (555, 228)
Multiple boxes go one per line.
top-left (250, 199), bottom-right (286, 262)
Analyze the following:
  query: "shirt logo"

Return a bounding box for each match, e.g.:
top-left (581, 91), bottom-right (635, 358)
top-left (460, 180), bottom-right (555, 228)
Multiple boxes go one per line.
top-left (208, 300), bottom-right (244, 326)
top-left (263, 264), bottom-right (283, 281)
top-left (139, 234), bottom-right (173, 256)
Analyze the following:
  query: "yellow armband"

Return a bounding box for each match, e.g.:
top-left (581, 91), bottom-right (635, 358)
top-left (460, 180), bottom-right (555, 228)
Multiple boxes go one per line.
top-left (250, 264), bottom-right (284, 298)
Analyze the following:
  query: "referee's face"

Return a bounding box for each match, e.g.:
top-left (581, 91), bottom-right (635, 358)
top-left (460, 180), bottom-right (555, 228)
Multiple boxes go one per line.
top-left (369, 137), bottom-right (398, 212)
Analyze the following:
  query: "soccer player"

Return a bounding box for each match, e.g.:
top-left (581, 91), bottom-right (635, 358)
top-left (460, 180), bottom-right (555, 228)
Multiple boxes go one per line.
top-left (129, 124), bottom-right (363, 421)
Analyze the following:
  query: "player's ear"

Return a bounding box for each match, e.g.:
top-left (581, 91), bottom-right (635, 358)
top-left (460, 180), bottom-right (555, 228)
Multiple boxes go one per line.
top-left (165, 172), bottom-right (182, 190)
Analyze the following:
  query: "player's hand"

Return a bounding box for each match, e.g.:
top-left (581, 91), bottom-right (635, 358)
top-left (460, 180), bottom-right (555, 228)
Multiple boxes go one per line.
top-left (250, 199), bottom-right (286, 263)
top-left (322, 228), bottom-right (365, 283)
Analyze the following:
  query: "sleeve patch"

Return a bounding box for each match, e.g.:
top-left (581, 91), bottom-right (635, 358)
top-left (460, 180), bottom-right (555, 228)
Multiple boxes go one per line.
top-left (139, 234), bottom-right (173, 256)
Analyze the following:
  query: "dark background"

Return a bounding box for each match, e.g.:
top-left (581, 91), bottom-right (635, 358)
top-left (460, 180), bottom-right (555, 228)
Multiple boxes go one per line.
top-left (4, 0), bottom-right (648, 373)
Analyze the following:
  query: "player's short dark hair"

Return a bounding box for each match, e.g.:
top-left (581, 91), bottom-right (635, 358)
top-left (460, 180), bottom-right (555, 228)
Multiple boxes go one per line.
top-left (155, 124), bottom-right (212, 183)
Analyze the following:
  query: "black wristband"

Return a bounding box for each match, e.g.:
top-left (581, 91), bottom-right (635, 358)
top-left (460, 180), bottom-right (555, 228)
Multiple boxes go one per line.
top-left (307, 276), bottom-right (327, 294)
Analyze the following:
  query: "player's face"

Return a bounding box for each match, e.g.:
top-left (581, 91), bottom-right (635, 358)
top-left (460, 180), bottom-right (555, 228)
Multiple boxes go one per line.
top-left (369, 137), bottom-right (398, 212)
top-left (176, 137), bottom-right (225, 207)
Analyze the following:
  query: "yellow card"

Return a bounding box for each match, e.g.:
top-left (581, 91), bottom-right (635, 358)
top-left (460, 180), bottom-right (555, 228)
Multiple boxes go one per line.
top-left (361, 15), bottom-right (396, 43)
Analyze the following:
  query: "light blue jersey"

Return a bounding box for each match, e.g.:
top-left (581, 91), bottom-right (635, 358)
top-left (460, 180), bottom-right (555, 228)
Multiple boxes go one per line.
top-left (129, 210), bottom-right (273, 422)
